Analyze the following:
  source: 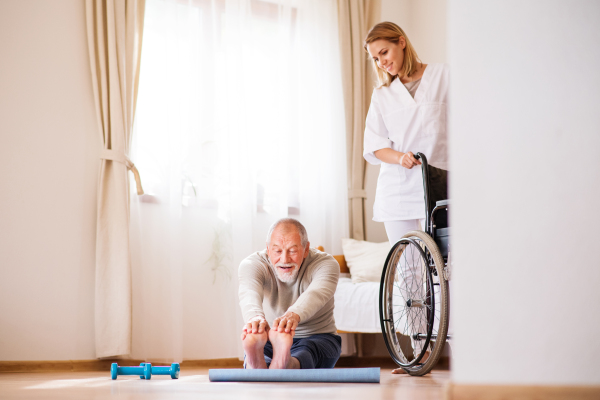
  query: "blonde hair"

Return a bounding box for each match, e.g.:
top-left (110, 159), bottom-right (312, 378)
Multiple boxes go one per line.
top-left (364, 22), bottom-right (421, 88)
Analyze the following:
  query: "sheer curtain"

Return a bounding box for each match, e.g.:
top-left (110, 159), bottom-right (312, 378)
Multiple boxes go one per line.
top-left (130, 0), bottom-right (348, 361)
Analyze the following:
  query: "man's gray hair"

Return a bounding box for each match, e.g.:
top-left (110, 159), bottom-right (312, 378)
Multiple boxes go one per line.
top-left (266, 218), bottom-right (309, 247)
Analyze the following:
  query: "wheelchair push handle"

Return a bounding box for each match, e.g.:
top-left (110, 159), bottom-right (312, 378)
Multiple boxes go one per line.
top-left (413, 152), bottom-right (428, 168)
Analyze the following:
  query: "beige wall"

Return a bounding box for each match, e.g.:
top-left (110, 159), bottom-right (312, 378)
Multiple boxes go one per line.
top-left (0, 0), bottom-right (99, 360)
top-left (380, 0), bottom-right (447, 63)
top-left (449, 0), bottom-right (600, 385)
top-left (0, 0), bottom-right (448, 361)
top-left (364, 0), bottom-right (447, 242)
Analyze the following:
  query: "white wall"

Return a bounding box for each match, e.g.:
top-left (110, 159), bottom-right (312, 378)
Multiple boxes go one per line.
top-left (365, 0), bottom-right (447, 242)
top-left (380, 0), bottom-right (447, 63)
top-left (449, 0), bottom-right (600, 385)
top-left (0, 0), bottom-right (99, 361)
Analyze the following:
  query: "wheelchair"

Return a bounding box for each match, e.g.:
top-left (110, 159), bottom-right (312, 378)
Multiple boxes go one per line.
top-left (379, 152), bottom-right (451, 376)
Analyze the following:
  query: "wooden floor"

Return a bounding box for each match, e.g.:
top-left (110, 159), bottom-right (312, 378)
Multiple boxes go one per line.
top-left (0, 367), bottom-right (450, 399)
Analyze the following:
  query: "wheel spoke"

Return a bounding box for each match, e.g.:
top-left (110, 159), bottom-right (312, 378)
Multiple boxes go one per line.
top-left (381, 235), bottom-right (449, 372)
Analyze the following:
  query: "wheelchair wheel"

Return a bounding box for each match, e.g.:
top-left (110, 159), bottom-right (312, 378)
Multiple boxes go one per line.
top-left (379, 230), bottom-right (449, 376)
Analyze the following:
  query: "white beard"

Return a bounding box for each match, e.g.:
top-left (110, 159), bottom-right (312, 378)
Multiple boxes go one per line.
top-left (275, 262), bottom-right (299, 283)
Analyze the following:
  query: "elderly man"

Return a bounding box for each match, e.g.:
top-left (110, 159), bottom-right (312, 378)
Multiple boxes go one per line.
top-left (238, 218), bottom-right (341, 369)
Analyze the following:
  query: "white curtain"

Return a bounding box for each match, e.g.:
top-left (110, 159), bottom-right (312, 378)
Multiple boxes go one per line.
top-left (130, 0), bottom-right (348, 362)
top-left (86, 0), bottom-right (146, 358)
top-left (337, 0), bottom-right (380, 241)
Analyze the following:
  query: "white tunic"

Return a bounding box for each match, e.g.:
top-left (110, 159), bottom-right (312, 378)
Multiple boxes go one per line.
top-left (363, 63), bottom-right (449, 222)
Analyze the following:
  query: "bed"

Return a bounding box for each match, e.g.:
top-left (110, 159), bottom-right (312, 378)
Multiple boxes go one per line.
top-left (334, 277), bottom-right (381, 333)
top-left (322, 245), bottom-right (452, 361)
top-left (316, 246), bottom-right (382, 334)
top-left (317, 247), bottom-right (383, 357)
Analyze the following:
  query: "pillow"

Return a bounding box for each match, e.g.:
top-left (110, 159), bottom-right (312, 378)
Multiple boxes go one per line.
top-left (341, 238), bottom-right (390, 284)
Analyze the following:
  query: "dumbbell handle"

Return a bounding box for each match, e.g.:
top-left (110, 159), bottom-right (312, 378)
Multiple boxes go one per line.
top-left (140, 363), bottom-right (180, 379)
top-left (117, 366), bottom-right (144, 375)
top-left (111, 363), bottom-right (152, 380)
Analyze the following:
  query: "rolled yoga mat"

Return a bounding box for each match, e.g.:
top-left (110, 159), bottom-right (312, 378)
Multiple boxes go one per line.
top-left (209, 368), bottom-right (380, 383)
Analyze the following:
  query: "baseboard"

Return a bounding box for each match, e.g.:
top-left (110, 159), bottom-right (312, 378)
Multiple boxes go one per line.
top-left (335, 355), bottom-right (450, 369)
top-left (335, 356), bottom-right (397, 368)
top-left (446, 383), bottom-right (600, 400)
top-left (0, 358), bottom-right (243, 373)
top-left (180, 359), bottom-right (243, 368)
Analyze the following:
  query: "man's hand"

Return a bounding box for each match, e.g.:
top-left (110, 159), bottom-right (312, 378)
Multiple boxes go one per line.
top-left (241, 316), bottom-right (269, 340)
top-left (272, 311), bottom-right (300, 334)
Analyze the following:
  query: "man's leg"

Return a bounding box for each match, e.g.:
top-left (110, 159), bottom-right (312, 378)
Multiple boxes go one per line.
top-left (288, 333), bottom-right (342, 369)
top-left (242, 331), bottom-right (268, 369)
top-left (268, 328), bottom-right (298, 369)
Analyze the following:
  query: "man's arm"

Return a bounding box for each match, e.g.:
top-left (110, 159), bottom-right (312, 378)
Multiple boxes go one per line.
top-left (238, 255), bottom-right (269, 333)
top-left (286, 256), bottom-right (339, 323)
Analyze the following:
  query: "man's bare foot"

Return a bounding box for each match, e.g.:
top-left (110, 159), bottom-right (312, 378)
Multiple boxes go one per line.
top-left (242, 331), bottom-right (268, 369)
top-left (268, 328), bottom-right (297, 369)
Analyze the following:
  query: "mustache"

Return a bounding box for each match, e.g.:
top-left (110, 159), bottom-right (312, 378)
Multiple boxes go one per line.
top-left (275, 262), bottom-right (298, 269)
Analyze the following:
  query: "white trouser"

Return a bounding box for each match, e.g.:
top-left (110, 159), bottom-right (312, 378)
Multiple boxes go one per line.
top-left (383, 219), bottom-right (424, 245)
top-left (384, 219), bottom-right (427, 358)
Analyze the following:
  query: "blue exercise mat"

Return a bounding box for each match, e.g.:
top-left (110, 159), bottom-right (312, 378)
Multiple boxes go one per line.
top-left (208, 368), bottom-right (380, 383)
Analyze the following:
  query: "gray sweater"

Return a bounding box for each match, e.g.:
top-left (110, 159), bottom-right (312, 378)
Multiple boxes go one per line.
top-left (238, 248), bottom-right (339, 338)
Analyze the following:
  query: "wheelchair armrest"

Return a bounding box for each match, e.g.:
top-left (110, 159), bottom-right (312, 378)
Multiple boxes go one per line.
top-left (435, 199), bottom-right (450, 207)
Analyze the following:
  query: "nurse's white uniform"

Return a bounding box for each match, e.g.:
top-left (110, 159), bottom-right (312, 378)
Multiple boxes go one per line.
top-left (363, 63), bottom-right (449, 222)
top-left (363, 63), bottom-right (450, 357)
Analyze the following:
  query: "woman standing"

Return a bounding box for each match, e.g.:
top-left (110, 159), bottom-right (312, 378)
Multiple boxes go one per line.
top-left (363, 22), bottom-right (449, 373)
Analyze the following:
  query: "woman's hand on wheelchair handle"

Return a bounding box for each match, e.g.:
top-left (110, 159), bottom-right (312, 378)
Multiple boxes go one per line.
top-left (399, 152), bottom-right (422, 169)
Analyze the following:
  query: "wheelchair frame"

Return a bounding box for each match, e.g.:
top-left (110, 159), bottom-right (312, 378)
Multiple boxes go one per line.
top-left (419, 152), bottom-right (451, 277)
top-left (378, 152), bottom-right (451, 376)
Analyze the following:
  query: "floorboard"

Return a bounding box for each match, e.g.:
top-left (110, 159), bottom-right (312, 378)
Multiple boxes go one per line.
top-left (0, 367), bottom-right (450, 399)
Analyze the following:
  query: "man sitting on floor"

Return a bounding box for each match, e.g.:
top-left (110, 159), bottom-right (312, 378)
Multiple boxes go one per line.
top-left (238, 218), bottom-right (341, 369)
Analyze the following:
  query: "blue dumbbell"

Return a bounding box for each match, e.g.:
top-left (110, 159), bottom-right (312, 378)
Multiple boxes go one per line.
top-left (140, 363), bottom-right (180, 379)
top-left (111, 363), bottom-right (152, 380)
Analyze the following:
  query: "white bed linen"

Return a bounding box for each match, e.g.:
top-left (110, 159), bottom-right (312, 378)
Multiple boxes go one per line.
top-left (334, 277), bottom-right (381, 333)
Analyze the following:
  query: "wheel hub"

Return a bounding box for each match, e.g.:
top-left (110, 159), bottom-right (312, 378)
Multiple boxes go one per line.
top-left (406, 299), bottom-right (425, 308)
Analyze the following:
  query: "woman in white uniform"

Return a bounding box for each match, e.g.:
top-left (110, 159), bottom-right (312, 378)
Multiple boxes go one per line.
top-left (363, 21), bottom-right (448, 245)
top-left (363, 22), bottom-right (448, 373)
